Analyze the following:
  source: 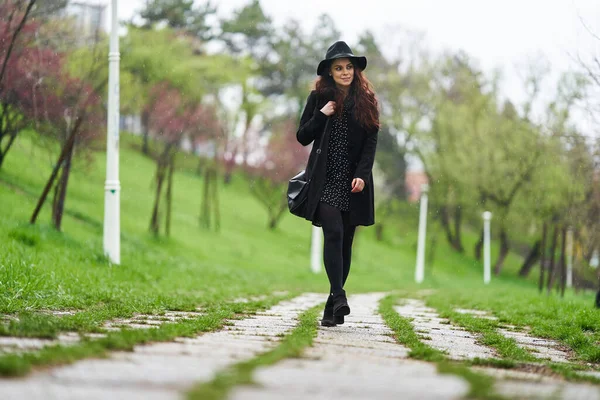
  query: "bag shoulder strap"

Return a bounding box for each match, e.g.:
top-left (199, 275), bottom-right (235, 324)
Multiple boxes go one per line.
top-left (307, 117), bottom-right (330, 181)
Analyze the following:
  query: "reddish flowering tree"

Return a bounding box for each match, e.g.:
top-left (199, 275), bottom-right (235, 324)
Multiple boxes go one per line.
top-left (24, 22), bottom-right (105, 231)
top-left (0, 0), bottom-right (41, 168)
top-left (27, 67), bottom-right (105, 230)
top-left (0, 0), bottom-right (104, 230)
top-left (248, 118), bottom-right (309, 229)
top-left (146, 82), bottom-right (222, 235)
top-left (189, 103), bottom-right (224, 231)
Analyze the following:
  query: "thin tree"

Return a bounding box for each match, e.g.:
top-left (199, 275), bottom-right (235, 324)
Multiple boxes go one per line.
top-left (538, 222), bottom-right (548, 293)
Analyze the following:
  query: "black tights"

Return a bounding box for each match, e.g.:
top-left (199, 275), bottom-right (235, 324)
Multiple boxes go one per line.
top-left (318, 202), bottom-right (356, 295)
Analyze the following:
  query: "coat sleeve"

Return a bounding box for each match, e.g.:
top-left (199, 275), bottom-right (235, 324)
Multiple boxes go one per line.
top-left (354, 127), bottom-right (379, 184)
top-left (296, 91), bottom-right (328, 146)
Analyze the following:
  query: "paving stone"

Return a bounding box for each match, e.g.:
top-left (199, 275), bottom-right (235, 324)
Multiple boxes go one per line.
top-left (230, 293), bottom-right (469, 400)
top-left (493, 379), bottom-right (600, 400)
top-left (0, 332), bottom-right (82, 354)
top-left (497, 328), bottom-right (571, 363)
top-left (0, 380), bottom-right (178, 400)
top-left (473, 366), bottom-right (555, 381)
top-left (395, 300), bottom-right (495, 360)
top-left (101, 310), bottom-right (203, 331)
top-left (578, 370), bottom-right (600, 379)
top-left (232, 295), bottom-right (269, 303)
top-left (0, 293), bottom-right (323, 399)
top-left (454, 308), bottom-right (498, 320)
top-left (39, 310), bottom-right (79, 317)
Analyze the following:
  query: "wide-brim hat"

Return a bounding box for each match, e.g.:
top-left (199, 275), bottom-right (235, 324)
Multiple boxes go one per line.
top-left (317, 41), bottom-right (367, 76)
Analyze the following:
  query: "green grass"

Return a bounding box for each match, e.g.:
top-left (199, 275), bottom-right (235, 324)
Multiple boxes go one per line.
top-left (187, 305), bottom-right (321, 400)
top-left (379, 294), bottom-right (445, 362)
top-left (0, 130), bottom-right (598, 380)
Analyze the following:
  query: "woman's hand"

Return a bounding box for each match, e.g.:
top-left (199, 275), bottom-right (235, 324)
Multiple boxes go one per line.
top-left (320, 101), bottom-right (336, 116)
top-left (351, 178), bottom-right (365, 193)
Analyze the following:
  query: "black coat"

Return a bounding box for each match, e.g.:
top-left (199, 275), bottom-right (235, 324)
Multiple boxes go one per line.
top-left (296, 90), bottom-right (378, 227)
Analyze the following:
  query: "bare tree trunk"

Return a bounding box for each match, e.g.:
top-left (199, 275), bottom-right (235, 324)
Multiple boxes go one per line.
top-left (200, 165), bottom-right (212, 228)
top-left (560, 226), bottom-right (567, 297)
top-left (493, 228), bottom-right (510, 275)
top-left (547, 225), bottom-right (559, 294)
top-left (427, 233), bottom-right (438, 269)
top-left (519, 240), bottom-right (541, 277)
top-left (52, 143), bottom-right (73, 231)
top-left (440, 205), bottom-right (464, 253)
top-left (452, 205), bottom-right (464, 252)
top-left (223, 144), bottom-right (236, 185)
top-left (30, 118), bottom-right (81, 224)
top-left (268, 200), bottom-right (287, 230)
top-left (439, 205), bottom-right (452, 243)
top-left (150, 161), bottom-right (166, 235)
top-left (211, 167), bottom-right (220, 231)
top-left (0, 0), bottom-right (37, 87)
top-left (539, 222), bottom-right (547, 293)
top-left (141, 110), bottom-right (150, 155)
top-left (474, 227), bottom-right (484, 261)
top-left (375, 224), bottom-right (384, 241)
top-left (165, 156), bottom-right (174, 237)
top-left (0, 128), bottom-right (18, 169)
top-left (438, 205), bottom-right (464, 252)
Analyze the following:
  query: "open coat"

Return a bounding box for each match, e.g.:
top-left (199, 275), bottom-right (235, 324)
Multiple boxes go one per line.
top-left (296, 90), bottom-right (378, 227)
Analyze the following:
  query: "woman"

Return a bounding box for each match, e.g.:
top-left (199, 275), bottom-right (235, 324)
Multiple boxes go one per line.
top-left (296, 41), bottom-right (379, 327)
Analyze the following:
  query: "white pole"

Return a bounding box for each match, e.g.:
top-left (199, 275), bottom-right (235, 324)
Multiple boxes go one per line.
top-left (483, 211), bottom-right (492, 284)
top-left (103, 0), bottom-right (120, 265)
top-left (566, 228), bottom-right (573, 288)
top-left (311, 225), bottom-right (322, 274)
top-left (415, 184), bottom-right (429, 283)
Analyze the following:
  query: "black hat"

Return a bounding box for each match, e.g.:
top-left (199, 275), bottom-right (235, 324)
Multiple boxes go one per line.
top-left (317, 41), bottom-right (367, 76)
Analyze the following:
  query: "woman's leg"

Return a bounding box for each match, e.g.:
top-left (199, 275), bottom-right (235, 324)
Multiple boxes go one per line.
top-left (342, 221), bottom-right (357, 288)
top-left (318, 202), bottom-right (345, 295)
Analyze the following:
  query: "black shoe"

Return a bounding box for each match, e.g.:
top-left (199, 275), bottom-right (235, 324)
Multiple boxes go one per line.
top-left (332, 290), bottom-right (350, 317)
top-left (334, 315), bottom-right (344, 325)
top-left (320, 295), bottom-right (336, 327)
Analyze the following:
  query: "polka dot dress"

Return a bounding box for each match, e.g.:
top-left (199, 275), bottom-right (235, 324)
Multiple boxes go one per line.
top-left (320, 101), bottom-right (352, 212)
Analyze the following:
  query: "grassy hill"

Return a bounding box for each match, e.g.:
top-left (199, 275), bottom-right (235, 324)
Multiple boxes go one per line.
top-left (1, 130), bottom-right (598, 375)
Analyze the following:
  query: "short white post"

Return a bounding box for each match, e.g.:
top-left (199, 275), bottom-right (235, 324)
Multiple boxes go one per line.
top-left (415, 184), bottom-right (429, 283)
top-left (483, 211), bottom-right (492, 284)
top-left (311, 225), bottom-right (322, 274)
top-left (566, 228), bottom-right (573, 288)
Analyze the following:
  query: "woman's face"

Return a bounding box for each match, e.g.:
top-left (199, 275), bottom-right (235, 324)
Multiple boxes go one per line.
top-left (329, 58), bottom-right (354, 88)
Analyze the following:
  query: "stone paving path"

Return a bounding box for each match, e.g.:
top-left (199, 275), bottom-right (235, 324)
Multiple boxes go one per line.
top-left (1, 293), bottom-right (599, 400)
top-left (394, 299), bottom-right (495, 360)
top-left (229, 293), bottom-right (470, 400)
top-left (0, 293), bottom-right (323, 400)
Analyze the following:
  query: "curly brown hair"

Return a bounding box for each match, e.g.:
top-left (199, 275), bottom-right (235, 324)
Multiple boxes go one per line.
top-left (314, 61), bottom-right (380, 133)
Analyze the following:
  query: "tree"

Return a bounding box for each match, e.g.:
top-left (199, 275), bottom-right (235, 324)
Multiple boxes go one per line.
top-left (145, 82), bottom-right (220, 235)
top-left (0, 0), bottom-right (39, 168)
top-left (412, 52), bottom-right (488, 252)
top-left (121, 26), bottom-right (235, 155)
top-left (28, 16), bottom-right (105, 231)
top-left (356, 30), bottom-right (412, 201)
top-left (138, 0), bottom-right (217, 41)
top-left (247, 118), bottom-right (308, 229)
top-left (219, 0), bottom-right (273, 58)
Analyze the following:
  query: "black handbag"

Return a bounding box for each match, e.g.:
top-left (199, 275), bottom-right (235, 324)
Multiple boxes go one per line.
top-left (287, 118), bottom-right (330, 218)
